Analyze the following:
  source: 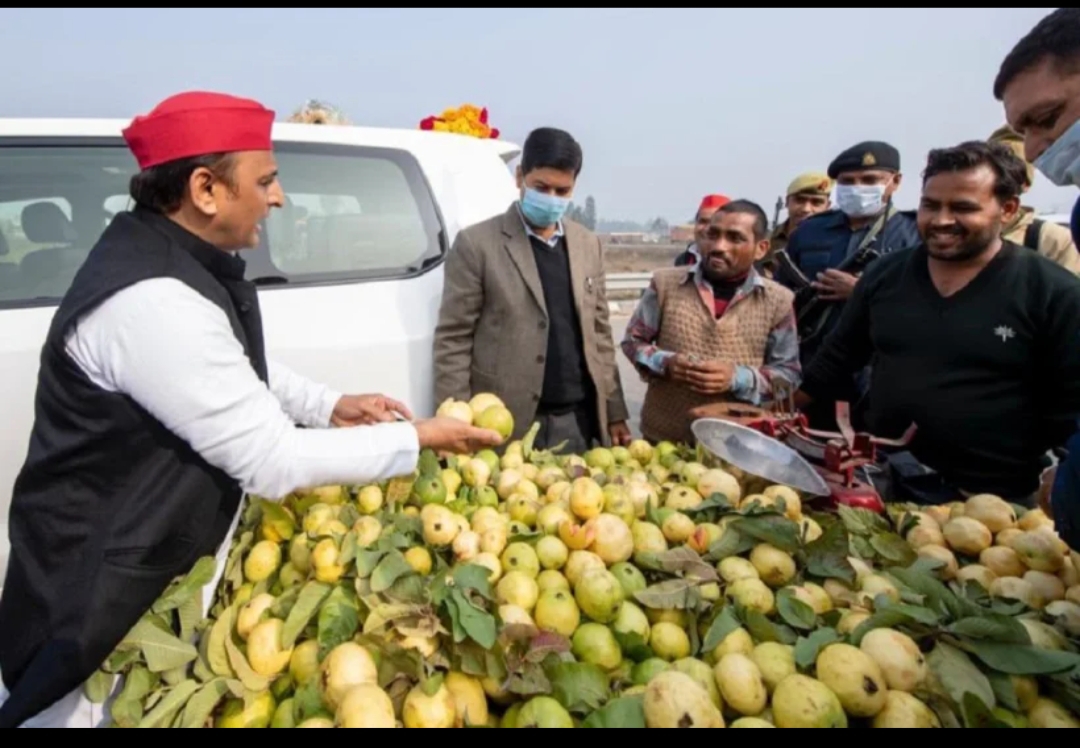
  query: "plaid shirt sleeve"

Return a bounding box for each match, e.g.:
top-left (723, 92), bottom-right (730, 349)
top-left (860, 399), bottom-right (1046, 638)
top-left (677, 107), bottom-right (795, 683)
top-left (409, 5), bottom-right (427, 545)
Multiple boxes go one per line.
top-left (729, 306), bottom-right (802, 406)
top-left (620, 279), bottom-right (676, 377)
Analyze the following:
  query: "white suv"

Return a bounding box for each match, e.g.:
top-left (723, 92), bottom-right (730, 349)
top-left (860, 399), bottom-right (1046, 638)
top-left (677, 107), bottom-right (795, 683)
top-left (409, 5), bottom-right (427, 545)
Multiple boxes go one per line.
top-left (0, 119), bottom-right (522, 585)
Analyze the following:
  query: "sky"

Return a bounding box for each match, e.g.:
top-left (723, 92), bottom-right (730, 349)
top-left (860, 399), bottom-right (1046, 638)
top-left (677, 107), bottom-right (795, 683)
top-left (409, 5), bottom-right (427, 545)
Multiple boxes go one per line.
top-left (0, 7), bottom-right (1075, 224)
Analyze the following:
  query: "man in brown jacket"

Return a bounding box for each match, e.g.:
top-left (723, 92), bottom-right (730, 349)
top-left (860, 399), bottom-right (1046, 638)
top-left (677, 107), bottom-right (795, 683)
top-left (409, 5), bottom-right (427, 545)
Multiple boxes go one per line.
top-left (622, 200), bottom-right (801, 445)
top-left (433, 127), bottom-right (631, 452)
top-left (989, 124), bottom-right (1080, 273)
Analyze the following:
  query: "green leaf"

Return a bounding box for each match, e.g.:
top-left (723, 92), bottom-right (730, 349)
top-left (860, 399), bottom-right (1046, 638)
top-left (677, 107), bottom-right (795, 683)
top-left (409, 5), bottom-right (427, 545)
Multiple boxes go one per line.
top-left (177, 593), bottom-right (203, 645)
top-left (206, 608), bottom-right (237, 679)
top-left (701, 607), bottom-right (741, 653)
top-left (421, 671), bottom-right (446, 697)
top-left (613, 631), bottom-right (654, 663)
top-left (292, 680), bottom-right (326, 723)
top-left (282, 582), bottom-right (332, 649)
top-left (948, 616), bottom-right (1031, 645)
top-left (152, 557), bottom-right (217, 614)
top-left (961, 691), bottom-right (1012, 728)
top-left (962, 642), bottom-right (1080, 675)
top-left (371, 550), bottom-right (416, 593)
top-left (776, 589), bottom-right (817, 631)
top-left (317, 586), bottom-right (361, 656)
top-left (705, 529), bottom-right (755, 562)
top-left (732, 515), bottom-right (801, 554)
top-left (108, 666), bottom-right (156, 728)
top-left (795, 628), bottom-right (841, 670)
top-left (84, 669), bottom-right (115, 704)
top-left (838, 506), bottom-right (890, 536)
top-left (119, 618), bottom-right (198, 674)
top-left (354, 549), bottom-right (386, 579)
top-left (418, 448), bottom-right (442, 477)
top-left (136, 679), bottom-right (200, 728)
top-left (338, 531), bottom-right (359, 567)
top-left (876, 599), bottom-right (941, 626)
top-left (927, 642), bottom-right (996, 712)
top-left (337, 504), bottom-right (361, 530)
top-left (522, 422), bottom-right (541, 458)
top-left (178, 678), bottom-right (232, 728)
top-left (223, 622), bottom-right (271, 692)
top-left (642, 546), bottom-right (719, 582)
top-left (739, 607), bottom-right (797, 645)
top-left (850, 609), bottom-right (920, 647)
top-left (448, 588), bottom-right (497, 649)
top-left (454, 563), bottom-right (496, 600)
top-left (581, 694), bottom-right (646, 728)
top-left (804, 521), bottom-right (856, 584)
top-left (634, 580), bottom-right (701, 610)
top-left (888, 565), bottom-right (968, 620)
top-left (870, 531), bottom-right (918, 567)
top-left (987, 670), bottom-right (1020, 712)
top-left (547, 661), bottom-right (611, 715)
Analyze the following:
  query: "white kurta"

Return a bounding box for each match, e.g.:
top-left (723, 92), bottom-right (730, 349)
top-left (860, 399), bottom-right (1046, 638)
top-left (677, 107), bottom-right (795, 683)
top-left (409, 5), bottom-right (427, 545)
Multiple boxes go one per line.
top-left (0, 277), bottom-right (421, 727)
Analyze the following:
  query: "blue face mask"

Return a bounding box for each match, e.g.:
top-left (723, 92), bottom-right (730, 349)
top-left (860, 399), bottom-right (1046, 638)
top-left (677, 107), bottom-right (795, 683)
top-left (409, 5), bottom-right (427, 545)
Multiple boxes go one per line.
top-left (1034, 117), bottom-right (1080, 188)
top-left (520, 187), bottom-right (570, 228)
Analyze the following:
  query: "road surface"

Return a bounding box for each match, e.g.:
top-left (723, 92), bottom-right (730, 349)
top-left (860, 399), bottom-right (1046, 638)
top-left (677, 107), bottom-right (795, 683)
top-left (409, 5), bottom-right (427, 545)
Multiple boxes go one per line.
top-left (610, 315), bottom-right (647, 437)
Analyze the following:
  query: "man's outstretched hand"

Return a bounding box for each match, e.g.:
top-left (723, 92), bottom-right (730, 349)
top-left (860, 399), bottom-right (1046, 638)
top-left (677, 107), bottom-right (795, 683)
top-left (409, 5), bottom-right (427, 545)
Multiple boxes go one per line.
top-left (332, 394), bottom-right (413, 427)
top-left (416, 416), bottom-right (504, 456)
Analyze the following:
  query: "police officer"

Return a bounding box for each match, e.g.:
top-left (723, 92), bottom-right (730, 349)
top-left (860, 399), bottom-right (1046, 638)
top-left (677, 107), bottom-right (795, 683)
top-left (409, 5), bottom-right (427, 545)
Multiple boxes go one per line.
top-left (988, 124), bottom-right (1080, 274)
top-left (759, 172), bottom-right (833, 276)
top-left (776, 141), bottom-right (920, 430)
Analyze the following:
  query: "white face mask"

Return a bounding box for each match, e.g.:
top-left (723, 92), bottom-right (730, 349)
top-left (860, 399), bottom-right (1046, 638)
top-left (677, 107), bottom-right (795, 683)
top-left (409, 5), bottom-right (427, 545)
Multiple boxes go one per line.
top-left (1034, 117), bottom-right (1080, 188)
top-left (835, 184), bottom-right (887, 218)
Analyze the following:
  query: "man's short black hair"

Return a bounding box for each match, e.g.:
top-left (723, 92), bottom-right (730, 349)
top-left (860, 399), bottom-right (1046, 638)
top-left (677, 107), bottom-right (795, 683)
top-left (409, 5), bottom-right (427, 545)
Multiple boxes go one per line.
top-left (521, 127), bottom-right (583, 177)
top-left (129, 153), bottom-right (236, 214)
top-left (716, 199), bottom-right (770, 242)
top-left (922, 141), bottom-right (1027, 203)
top-left (994, 8), bottom-right (1080, 100)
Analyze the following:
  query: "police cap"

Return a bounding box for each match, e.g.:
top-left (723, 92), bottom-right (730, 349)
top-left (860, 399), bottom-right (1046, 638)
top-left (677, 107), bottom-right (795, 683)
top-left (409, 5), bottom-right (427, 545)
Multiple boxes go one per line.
top-left (787, 172), bottom-right (833, 197)
top-left (988, 124), bottom-right (1035, 188)
top-left (827, 141), bottom-right (901, 179)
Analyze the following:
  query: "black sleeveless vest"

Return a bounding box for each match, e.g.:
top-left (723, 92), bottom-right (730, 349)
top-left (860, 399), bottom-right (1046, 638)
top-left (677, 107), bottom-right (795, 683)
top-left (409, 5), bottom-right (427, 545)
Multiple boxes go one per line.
top-left (0, 208), bottom-right (269, 727)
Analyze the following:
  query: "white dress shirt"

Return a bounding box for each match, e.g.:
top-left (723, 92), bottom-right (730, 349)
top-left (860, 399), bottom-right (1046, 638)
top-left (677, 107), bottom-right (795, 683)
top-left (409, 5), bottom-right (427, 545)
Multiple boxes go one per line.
top-left (62, 277), bottom-right (420, 500)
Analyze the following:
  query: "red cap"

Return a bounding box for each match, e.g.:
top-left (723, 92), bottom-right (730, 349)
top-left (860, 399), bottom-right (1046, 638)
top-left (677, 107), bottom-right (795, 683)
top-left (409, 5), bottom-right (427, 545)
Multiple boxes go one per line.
top-left (699, 194), bottom-right (730, 211)
top-left (122, 91), bottom-right (275, 171)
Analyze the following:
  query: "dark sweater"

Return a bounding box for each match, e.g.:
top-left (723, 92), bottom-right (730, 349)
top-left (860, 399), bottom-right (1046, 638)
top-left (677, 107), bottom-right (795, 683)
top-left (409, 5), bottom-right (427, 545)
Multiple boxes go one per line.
top-left (802, 241), bottom-right (1080, 498)
top-left (529, 234), bottom-right (593, 411)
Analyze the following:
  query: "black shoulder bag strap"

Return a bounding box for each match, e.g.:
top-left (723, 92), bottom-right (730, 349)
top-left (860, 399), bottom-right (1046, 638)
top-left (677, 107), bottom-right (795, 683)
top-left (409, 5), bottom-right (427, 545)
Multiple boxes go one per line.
top-left (1023, 218), bottom-right (1045, 251)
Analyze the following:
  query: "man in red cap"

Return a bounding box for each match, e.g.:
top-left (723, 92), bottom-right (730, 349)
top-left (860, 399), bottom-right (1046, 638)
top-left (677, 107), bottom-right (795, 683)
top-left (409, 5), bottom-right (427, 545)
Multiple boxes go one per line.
top-left (674, 194), bottom-right (730, 267)
top-left (0, 91), bottom-right (500, 728)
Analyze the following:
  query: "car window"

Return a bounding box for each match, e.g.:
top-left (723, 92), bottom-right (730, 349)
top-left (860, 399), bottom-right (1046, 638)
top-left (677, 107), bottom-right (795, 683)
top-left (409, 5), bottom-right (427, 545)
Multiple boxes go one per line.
top-left (0, 141), bottom-right (446, 308)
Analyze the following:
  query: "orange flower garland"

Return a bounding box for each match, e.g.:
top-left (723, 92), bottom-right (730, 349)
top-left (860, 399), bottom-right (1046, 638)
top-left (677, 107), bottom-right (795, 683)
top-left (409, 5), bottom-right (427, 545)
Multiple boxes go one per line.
top-left (420, 104), bottom-right (500, 139)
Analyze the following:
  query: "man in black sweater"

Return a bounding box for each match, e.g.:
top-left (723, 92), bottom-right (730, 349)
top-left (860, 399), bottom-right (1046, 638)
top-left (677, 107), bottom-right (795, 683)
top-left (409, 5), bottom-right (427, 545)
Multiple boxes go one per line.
top-left (796, 141), bottom-right (1080, 505)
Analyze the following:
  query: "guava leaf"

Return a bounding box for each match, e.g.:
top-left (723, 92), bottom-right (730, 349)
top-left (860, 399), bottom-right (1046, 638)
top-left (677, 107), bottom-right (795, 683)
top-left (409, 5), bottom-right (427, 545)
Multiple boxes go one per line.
top-left (106, 647), bottom-right (142, 674)
top-left (84, 669), bottom-right (115, 704)
top-left (927, 642), bottom-right (996, 712)
top-left (948, 615), bottom-right (1030, 645)
top-left (581, 694), bottom-right (646, 728)
top-left (178, 678), bottom-right (232, 728)
top-left (371, 550), bottom-right (415, 593)
top-left (888, 565), bottom-right (970, 620)
top-left (507, 661), bottom-right (552, 696)
top-left (961, 642), bottom-right (1080, 675)
top-left (908, 555), bottom-right (947, 577)
top-left (838, 506), bottom-right (890, 535)
top-left (447, 588), bottom-right (497, 649)
top-left (701, 606), bottom-right (741, 653)
top-left (613, 631), bottom-right (654, 663)
top-left (987, 670), bottom-right (1020, 712)
top-left (704, 529), bottom-right (755, 563)
top-left (527, 631), bottom-right (572, 663)
top-left (223, 623), bottom-right (271, 692)
top-left (152, 557), bottom-right (217, 614)
top-left (108, 665), bottom-right (156, 728)
top-left (354, 549), bottom-right (386, 579)
top-left (740, 607), bottom-right (797, 645)
top-left (875, 598), bottom-right (941, 626)
top-left (522, 422), bottom-right (541, 458)
top-left (547, 661), bottom-right (611, 715)
top-left (317, 586), bottom-right (361, 656)
top-left (961, 691), bottom-right (1012, 728)
top-left (776, 589), bottom-right (817, 631)
top-left (119, 617), bottom-right (198, 674)
top-left (849, 609), bottom-right (919, 647)
top-left (453, 564), bottom-right (495, 600)
top-left (282, 582), bottom-right (332, 648)
top-left (870, 531), bottom-right (918, 566)
top-left (645, 547), bottom-right (719, 582)
top-left (337, 504), bottom-right (361, 530)
top-left (292, 680), bottom-right (326, 723)
top-left (338, 531), bottom-right (359, 567)
top-left (795, 627), bottom-right (841, 671)
top-left (803, 521), bottom-right (856, 584)
top-left (270, 585), bottom-right (302, 621)
top-left (634, 579), bottom-right (701, 610)
top-left (731, 515), bottom-right (801, 554)
top-left (136, 679), bottom-right (200, 728)
top-left (177, 593), bottom-right (203, 645)
top-left (421, 671), bottom-right (446, 697)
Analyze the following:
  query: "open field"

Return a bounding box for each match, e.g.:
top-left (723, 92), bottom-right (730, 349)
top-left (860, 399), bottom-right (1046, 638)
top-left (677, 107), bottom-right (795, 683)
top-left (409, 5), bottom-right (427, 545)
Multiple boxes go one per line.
top-left (602, 242), bottom-right (684, 274)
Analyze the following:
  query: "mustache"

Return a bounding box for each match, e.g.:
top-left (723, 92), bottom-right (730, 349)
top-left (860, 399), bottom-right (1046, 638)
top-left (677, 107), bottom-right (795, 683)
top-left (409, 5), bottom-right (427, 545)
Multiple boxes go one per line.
top-left (927, 226), bottom-right (966, 237)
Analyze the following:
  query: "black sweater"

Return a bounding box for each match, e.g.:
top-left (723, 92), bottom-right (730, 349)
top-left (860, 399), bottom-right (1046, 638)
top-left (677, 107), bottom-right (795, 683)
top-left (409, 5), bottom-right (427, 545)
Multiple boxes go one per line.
top-left (802, 242), bottom-right (1080, 498)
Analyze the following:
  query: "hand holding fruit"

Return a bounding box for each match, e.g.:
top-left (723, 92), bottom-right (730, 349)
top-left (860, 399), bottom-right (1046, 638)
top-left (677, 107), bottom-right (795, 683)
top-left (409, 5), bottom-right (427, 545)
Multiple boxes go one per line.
top-left (415, 417), bottom-right (504, 455)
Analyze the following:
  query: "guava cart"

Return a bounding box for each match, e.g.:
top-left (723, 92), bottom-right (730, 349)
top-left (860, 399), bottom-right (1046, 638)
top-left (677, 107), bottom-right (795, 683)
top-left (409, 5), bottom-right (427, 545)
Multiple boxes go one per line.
top-left (690, 384), bottom-right (917, 514)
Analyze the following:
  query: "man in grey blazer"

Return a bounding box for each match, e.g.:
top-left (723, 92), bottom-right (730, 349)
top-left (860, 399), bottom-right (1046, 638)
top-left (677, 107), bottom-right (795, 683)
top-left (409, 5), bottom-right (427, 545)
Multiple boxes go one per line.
top-left (434, 127), bottom-right (631, 452)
